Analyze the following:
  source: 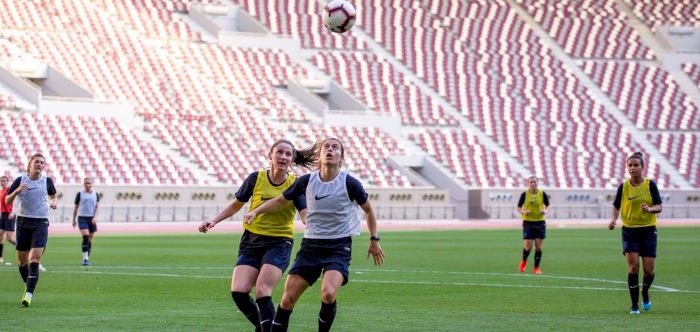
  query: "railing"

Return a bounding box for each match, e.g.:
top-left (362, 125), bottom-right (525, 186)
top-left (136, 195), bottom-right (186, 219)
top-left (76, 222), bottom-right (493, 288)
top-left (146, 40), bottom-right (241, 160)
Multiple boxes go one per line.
top-left (46, 204), bottom-right (457, 222)
top-left (475, 204), bottom-right (700, 219)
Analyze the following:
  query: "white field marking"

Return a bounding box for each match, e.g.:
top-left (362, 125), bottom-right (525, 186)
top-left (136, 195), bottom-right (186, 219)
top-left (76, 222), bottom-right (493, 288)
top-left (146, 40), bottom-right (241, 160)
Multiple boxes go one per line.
top-left (351, 269), bottom-right (683, 292)
top-left (0, 269), bottom-right (698, 293)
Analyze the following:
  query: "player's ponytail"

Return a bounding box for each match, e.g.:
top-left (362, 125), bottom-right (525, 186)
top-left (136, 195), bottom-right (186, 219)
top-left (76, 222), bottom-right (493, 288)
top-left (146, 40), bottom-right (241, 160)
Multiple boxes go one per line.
top-left (269, 139), bottom-right (318, 171)
top-left (627, 152), bottom-right (645, 168)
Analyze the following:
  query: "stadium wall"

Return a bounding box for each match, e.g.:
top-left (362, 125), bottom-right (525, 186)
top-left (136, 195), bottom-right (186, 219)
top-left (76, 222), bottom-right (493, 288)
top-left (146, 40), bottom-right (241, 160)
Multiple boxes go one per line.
top-left (0, 63), bottom-right (40, 105)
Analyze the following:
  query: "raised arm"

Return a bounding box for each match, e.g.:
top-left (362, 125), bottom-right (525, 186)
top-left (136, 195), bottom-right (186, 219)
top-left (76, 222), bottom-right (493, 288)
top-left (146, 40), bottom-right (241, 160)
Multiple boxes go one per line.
top-left (199, 199), bottom-right (246, 233)
top-left (242, 196), bottom-right (291, 225)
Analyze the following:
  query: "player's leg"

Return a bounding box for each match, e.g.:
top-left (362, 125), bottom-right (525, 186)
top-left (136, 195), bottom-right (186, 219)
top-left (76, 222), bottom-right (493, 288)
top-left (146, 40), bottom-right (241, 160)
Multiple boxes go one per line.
top-left (625, 252), bottom-right (641, 314)
top-left (255, 264), bottom-right (285, 332)
top-left (641, 257), bottom-right (655, 310)
top-left (231, 264), bottom-right (263, 331)
top-left (80, 227), bottom-right (90, 265)
top-left (256, 240), bottom-right (292, 332)
top-left (0, 228), bottom-right (5, 263)
top-left (16, 226), bottom-right (30, 286)
top-left (520, 236), bottom-right (533, 273)
top-left (533, 236), bottom-right (544, 274)
top-left (272, 274), bottom-right (311, 332)
top-left (88, 220), bottom-right (97, 258)
top-left (318, 270), bottom-right (345, 332)
top-left (23, 226), bottom-right (48, 307)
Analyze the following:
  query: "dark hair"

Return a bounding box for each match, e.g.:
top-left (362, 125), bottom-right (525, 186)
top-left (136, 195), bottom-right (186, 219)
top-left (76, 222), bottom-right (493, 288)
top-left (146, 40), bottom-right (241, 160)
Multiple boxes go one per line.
top-left (528, 176), bottom-right (538, 183)
top-left (626, 152), bottom-right (645, 168)
top-left (26, 153), bottom-right (45, 173)
top-left (269, 140), bottom-right (318, 170)
top-left (0, 175), bottom-right (8, 181)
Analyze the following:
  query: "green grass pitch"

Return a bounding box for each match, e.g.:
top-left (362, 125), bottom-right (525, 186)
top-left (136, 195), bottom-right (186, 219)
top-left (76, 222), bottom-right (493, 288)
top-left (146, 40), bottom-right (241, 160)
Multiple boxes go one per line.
top-left (0, 227), bottom-right (699, 331)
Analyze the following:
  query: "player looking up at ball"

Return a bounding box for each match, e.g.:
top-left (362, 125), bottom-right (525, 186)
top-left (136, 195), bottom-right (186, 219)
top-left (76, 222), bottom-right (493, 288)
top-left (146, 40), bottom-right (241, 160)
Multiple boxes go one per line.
top-left (199, 140), bottom-right (315, 332)
top-left (244, 137), bottom-right (385, 332)
top-left (609, 152), bottom-right (662, 315)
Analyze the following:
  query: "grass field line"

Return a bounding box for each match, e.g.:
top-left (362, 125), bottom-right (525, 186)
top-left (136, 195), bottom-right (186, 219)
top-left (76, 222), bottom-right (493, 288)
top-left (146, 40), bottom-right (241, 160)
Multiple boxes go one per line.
top-left (1, 268), bottom-right (697, 293)
top-left (0, 265), bottom-right (682, 292)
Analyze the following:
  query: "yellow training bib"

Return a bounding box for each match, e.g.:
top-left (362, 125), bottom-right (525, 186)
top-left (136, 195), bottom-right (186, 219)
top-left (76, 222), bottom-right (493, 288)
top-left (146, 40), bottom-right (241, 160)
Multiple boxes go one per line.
top-left (243, 171), bottom-right (298, 238)
top-left (521, 189), bottom-right (545, 222)
top-left (619, 178), bottom-right (657, 228)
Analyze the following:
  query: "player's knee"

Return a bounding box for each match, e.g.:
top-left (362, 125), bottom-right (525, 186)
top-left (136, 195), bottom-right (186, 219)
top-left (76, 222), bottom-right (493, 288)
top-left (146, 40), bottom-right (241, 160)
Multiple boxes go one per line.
top-left (280, 295), bottom-right (298, 310)
top-left (628, 265), bottom-right (639, 274)
top-left (254, 285), bottom-right (273, 299)
top-left (321, 287), bottom-right (338, 304)
top-left (82, 235), bottom-right (89, 245)
top-left (231, 284), bottom-right (253, 293)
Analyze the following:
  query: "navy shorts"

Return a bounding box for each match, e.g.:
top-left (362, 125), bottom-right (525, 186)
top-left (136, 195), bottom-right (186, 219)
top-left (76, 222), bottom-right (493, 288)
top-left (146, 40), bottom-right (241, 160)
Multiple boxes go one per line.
top-left (236, 230), bottom-right (293, 272)
top-left (16, 226), bottom-right (49, 251)
top-left (523, 221), bottom-right (546, 239)
top-left (621, 226), bottom-right (657, 258)
top-left (0, 213), bottom-right (15, 231)
top-left (289, 237), bottom-right (352, 286)
top-left (78, 216), bottom-right (98, 233)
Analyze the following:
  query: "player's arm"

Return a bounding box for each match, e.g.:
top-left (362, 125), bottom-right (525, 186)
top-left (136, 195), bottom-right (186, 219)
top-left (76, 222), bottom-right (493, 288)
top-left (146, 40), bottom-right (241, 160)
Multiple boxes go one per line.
top-left (294, 194), bottom-right (307, 225)
top-left (299, 209), bottom-right (307, 225)
top-left (5, 177), bottom-right (23, 205)
top-left (93, 201), bottom-right (100, 223)
top-left (516, 192), bottom-right (528, 215)
top-left (244, 175), bottom-right (309, 225)
top-left (641, 181), bottom-right (663, 214)
top-left (73, 193), bottom-right (80, 227)
top-left (609, 184), bottom-right (623, 230)
top-left (48, 178), bottom-right (57, 209)
top-left (348, 175), bottom-right (384, 266)
top-left (541, 192), bottom-right (550, 214)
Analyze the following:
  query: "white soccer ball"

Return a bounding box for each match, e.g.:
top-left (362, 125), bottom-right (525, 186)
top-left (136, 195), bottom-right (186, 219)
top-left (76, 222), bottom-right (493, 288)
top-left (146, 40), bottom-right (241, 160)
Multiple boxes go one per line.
top-left (322, 0), bottom-right (356, 34)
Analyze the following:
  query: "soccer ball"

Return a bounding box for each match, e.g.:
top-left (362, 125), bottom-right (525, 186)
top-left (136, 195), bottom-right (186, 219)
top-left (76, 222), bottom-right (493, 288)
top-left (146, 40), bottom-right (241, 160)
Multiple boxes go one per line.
top-left (322, 0), bottom-right (356, 33)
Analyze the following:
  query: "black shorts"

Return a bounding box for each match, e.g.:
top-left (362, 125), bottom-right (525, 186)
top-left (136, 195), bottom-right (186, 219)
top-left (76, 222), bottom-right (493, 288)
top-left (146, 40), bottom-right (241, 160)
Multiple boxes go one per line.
top-left (16, 226), bottom-right (49, 251)
top-left (289, 237), bottom-right (352, 286)
top-left (523, 221), bottom-right (546, 239)
top-left (0, 213), bottom-right (15, 231)
top-left (621, 226), bottom-right (657, 258)
top-left (78, 216), bottom-right (98, 233)
top-left (236, 230), bottom-right (293, 272)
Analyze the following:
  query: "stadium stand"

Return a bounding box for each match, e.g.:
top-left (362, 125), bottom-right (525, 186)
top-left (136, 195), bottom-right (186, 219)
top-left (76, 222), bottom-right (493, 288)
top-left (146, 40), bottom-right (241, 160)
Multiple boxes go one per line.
top-left (580, 61), bottom-right (700, 130)
top-left (647, 132), bottom-right (700, 187)
top-left (515, 0), bottom-right (655, 59)
top-left (626, 0), bottom-right (700, 30)
top-left (683, 63), bottom-right (700, 89)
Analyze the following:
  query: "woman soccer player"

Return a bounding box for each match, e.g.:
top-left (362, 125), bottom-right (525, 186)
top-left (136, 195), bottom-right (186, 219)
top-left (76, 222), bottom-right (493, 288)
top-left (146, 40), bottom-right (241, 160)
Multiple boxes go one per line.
top-left (0, 175), bottom-right (17, 263)
top-left (516, 176), bottom-right (550, 274)
top-left (199, 140), bottom-right (316, 332)
top-left (4, 153), bottom-right (57, 307)
top-left (609, 152), bottom-right (662, 314)
top-left (72, 177), bottom-right (100, 266)
top-left (244, 137), bottom-right (386, 332)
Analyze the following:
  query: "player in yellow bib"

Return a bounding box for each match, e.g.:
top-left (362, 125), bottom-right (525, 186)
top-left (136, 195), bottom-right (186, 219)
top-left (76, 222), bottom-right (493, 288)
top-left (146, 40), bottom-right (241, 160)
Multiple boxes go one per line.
top-left (516, 176), bottom-right (550, 274)
top-left (199, 140), bottom-right (316, 332)
top-left (609, 152), bottom-right (662, 315)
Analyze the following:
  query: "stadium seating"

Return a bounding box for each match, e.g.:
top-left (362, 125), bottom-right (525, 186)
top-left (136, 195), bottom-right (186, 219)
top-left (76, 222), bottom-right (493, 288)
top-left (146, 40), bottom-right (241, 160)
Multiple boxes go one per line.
top-left (230, 0), bottom-right (367, 50)
top-left (0, 94), bottom-right (17, 110)
top-left (683, 63), bottom-right (700, 89)
top-left (647, 132), bottom-right (700, 187)
top-left (515, 0), bottom-right (655, 59)
top-left (290, 125), bottom-right (414, 187)
top-left (0, 112), bottom-right (200, 185)
top-left (408, 129), bottom-right (523, 187)
top-left (626, 0), bottom-right (700, 30)
top-left (90, 0), bottom-right (202, 40)
top-left (580, 61), bottom-right (700, 130)
top-left (311, 52), bottom-right (459, 126)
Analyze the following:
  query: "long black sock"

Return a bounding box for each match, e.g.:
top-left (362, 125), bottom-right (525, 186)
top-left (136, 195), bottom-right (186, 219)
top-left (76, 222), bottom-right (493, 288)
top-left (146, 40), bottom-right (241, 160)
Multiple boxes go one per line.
top-left (231, 292), bottom-right (261, 331)
top-left (642, 274), bottom-right (655, 303)
top-left (27, 262), bottom-right (40, 293)
top-left (88, 242), bottom-right (92, 255)
top-left (270, 305), bottom-right (292, 332)
top-left (0, 243), bottom-right (4, 258)
top-left (19, 264), bottom-right (28, 283)
top-left (81, 235), bottom-right (89, 254)
top-left (628, 273), bottom-right (639, 307)
top-left (522, 249), bottom-right (531, 261)
top-left (318, 301), bottom-right (337, 332)
top-left (534, 250), bottom-right (542, 267)
top-left (256, 296), bottom-right (275, 332)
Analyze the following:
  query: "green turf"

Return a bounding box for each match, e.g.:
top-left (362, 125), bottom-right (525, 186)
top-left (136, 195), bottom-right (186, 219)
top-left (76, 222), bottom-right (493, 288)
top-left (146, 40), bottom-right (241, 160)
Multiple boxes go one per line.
top-left (1, 227), bottom-right (699, 331)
